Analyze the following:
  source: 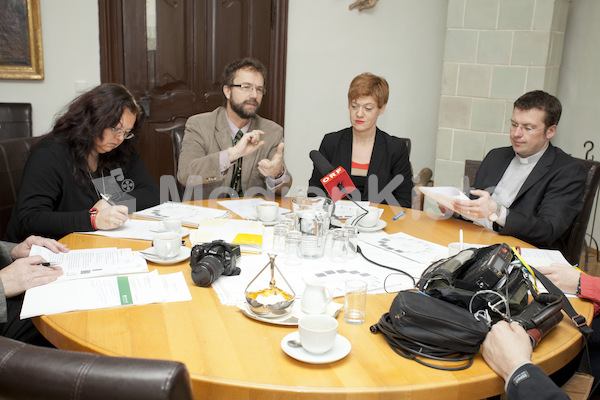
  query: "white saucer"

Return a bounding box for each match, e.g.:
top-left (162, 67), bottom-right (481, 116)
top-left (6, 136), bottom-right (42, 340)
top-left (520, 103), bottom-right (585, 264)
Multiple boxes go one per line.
top-left (281, 331), bottom-right (351, 364)
top-left (258, 218), bottom-right (280, 226)
top-left (139, 246), bottom-right (191, 265)
top-left (238, 300), bottom-right (342, 326)
top-left (351, 219), bottom-right (387, 232)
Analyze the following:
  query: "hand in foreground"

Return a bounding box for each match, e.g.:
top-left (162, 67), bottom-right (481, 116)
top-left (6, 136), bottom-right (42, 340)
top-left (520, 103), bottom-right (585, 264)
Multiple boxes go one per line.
top-left (0, 256), bottom-right (63, 298)
top-left (535, 263), bottom-right (581, 295)
top-left (482, 321), bottom-right (532, 381)
top-left (95, 205), bottom-right (129, 230)
top-left (452, 189), bottom-right (497, 220)
top-left (227, 129), bottom-right (266, 161)
top-left (10, 235), bottom-right (69, 260)
top-left (258, 142), bottom-right (285, 177)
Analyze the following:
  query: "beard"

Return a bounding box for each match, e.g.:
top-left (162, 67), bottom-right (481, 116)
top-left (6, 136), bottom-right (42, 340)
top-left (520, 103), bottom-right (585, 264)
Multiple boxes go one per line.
top-left (229, 97), bottom-right (260, 119)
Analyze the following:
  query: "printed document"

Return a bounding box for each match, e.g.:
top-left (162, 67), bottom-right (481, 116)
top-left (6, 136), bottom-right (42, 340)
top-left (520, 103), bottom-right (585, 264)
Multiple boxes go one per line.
top-left (20, 270), bottom-right (192, 319)
top-left (419, 186), bottom-right (470, 213)
top-left (217, 198), bottom-right (290, 220)
top-left (132, 201), bottom-right (229, 227)
top-left (29, 245), bottom-right (148, 281)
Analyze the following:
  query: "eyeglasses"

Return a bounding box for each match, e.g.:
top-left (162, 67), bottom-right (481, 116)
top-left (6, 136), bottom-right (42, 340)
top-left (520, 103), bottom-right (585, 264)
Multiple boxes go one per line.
top-left (509, 121), bottom-right (545, 134)
top-left (111, 127), bottom-right (135, 140)
top-left (229, 83), bottom-right (266, 96)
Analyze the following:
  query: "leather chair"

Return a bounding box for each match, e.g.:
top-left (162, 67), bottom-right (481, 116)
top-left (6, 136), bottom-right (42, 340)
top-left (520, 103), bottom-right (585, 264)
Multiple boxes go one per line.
top-left (0, 103), bottom-right (32, 139)
top-left (0, 335), bottom-right (193, 400)
top-left (463, 158), bottom-right (600, 265)
top-left (464, 159), bottom-right (482, 190)
top-left (564, 159), bottom-right (600, 265)
top-left (171, 126), bottom-right (185, 197)
top-left (0, 136), bottom-right (41, 239)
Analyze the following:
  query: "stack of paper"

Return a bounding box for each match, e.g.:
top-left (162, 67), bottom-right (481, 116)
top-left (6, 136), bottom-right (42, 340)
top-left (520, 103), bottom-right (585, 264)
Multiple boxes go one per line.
top-left (29, 245), bottom-right (148, 281)
top-left (21, 270), bottom-right (191, 319)
top-left (132, 201), bottom-right (229, 227)
top-left (419, 186), bottom-right (470, 213)
top-left (190, 219), bottom-right (263, 254)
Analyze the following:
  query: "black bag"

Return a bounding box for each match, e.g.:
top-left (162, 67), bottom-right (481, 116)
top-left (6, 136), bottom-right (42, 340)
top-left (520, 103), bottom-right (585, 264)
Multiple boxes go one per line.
top-left (370, 290), bottom-right (489, 370)
top-left (418, 243), bottom-right (529, 321)
top-left (371, 243), bottom-right (574, 370)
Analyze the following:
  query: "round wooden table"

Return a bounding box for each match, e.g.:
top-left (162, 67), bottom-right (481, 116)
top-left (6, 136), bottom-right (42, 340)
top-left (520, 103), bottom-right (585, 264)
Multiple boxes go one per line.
top-left (34, 200), bottom-right (593, 399)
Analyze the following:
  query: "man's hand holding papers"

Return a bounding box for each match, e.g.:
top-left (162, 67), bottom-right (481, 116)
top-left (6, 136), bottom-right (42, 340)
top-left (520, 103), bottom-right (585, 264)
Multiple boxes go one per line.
top-left (419, 186), bottom-right (470, 215)
top-left (10, 235), bottom-right (69, 260)
top-left (28, 245), bottom-right (148, 281)
top-left (0, 256), bottom-right (62, 298)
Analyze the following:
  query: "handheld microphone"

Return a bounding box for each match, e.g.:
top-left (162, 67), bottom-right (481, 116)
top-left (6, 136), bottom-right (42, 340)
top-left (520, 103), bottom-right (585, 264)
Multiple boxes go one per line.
top-left (309, 150), bottom-right (357, 202)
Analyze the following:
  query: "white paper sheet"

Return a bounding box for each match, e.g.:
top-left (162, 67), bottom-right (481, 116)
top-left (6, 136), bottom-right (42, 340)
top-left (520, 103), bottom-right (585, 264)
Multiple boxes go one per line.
top-left (211, 230), bottom-right (448, 306)
top-left (29, 245), bottom-right (148, 281)
top-left (78, 219), bottom-right (167, 241)
top-left (419, 186), bottom-right (470, 213)
top-left (20, 271), bottom-right (192, 319)
top-left (519, 247), bottom-right (571, 266)
top-left (330, 200), bottom-right (371, 219)
top-left (132, 201), bottom-right (229, 227)
top-left (217, 198), bottom-right (290, 220)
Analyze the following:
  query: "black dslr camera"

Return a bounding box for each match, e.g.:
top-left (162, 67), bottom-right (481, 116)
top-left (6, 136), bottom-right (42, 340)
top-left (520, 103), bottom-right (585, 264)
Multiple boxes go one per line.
top-left (190, 240), bottom-right (241, 287)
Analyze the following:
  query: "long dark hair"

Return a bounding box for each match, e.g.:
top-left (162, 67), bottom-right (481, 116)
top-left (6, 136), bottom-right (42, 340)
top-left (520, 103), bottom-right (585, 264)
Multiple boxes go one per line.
top-left (48, 83), bottom-right (145, 185)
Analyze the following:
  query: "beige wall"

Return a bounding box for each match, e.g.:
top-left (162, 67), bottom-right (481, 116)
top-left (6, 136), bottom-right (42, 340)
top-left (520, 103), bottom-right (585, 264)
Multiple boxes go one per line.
top-left (434, 0), bottom-right (569, 192)
top-left (556, 0), bottom-right (600, 259)
top-left (284, 0), bottom-right (446, 197)
top-left (0, 1), bottom-right (101, 136)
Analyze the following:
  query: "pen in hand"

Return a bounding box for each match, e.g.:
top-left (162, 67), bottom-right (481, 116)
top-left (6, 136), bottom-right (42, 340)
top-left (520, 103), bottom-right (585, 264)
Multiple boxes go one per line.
top-left (101, 193), bottom-right (116, 206)
top-left (40, 262), bottom-right (59, 267)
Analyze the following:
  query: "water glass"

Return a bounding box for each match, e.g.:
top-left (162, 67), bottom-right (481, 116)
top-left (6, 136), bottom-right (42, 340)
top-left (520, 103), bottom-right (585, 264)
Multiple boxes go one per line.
top-left (343, 226), bottom-right (358, 259)
top-left (330, 229), bottom-right (348, 263)
top-left (344, 279), bottom-right (367, 325)
top-left (280, 214), bottom-right (295, 231)
top-left (272, 223), bottom-right (288, 254)
top-left (284, 230), bottom-right (302, 266)
top-left (295, 209), bottom-right (328, 259)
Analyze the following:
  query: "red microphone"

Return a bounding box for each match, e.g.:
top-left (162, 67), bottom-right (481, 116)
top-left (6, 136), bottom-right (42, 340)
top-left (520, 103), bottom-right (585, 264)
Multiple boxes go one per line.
top-left (310, 151), bottom-right (357, 202)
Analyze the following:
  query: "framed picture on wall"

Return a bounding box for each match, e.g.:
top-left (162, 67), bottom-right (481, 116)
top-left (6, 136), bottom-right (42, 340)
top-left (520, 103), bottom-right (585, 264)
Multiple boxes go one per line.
top-left (0, 0), bottom-right (43, 80)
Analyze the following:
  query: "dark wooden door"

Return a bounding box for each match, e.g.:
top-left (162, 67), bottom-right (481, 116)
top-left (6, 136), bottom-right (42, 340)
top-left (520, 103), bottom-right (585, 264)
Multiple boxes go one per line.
top-left (98, 0), bottom-right (288, 183)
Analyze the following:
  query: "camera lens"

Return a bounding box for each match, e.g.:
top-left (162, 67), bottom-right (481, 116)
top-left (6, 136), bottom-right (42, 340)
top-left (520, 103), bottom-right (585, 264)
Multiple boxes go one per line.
top-left (191, 255), bottom-right (225, 287)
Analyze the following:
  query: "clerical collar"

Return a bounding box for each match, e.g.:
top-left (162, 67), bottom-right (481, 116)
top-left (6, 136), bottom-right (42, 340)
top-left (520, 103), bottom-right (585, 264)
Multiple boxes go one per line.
top-left (516, 145), bottom-right (548, 165)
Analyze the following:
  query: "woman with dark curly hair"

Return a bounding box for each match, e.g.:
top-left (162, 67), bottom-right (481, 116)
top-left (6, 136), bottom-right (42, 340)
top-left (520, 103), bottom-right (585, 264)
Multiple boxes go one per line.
top-left (5, 83), bottom-right (159, 242)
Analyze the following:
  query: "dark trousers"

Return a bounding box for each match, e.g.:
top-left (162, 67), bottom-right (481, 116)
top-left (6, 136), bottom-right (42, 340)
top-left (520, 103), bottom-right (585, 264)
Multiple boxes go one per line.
top-left (0, 294), bottom-right (53, 347)
top-left (550, 316), bottom-right (600, 392)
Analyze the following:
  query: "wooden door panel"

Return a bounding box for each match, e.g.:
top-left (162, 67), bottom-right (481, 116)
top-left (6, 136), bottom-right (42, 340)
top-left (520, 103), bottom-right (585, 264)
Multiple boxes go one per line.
top-left (99, 0), bottom-right (287, 184)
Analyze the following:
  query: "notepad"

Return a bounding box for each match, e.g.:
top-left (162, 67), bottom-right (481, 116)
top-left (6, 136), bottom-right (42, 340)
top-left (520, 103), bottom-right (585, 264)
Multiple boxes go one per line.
top-left (190, 219), bottom-right (264, 254)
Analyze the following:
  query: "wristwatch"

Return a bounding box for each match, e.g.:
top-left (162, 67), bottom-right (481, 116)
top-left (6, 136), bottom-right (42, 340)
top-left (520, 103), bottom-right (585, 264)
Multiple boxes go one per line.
top-left (89, 207), bottom-right (99, 230)
top-left (487, 203), bottom-right (502, 222)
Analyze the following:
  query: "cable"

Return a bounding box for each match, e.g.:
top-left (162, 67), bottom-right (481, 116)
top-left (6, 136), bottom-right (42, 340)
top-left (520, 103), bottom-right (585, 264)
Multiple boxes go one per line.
top-left (357, 245), bottom-right (416, 287)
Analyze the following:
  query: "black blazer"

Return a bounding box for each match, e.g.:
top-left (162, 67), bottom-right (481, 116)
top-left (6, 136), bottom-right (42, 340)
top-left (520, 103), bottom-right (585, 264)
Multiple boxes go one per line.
top-left (506, 363), bottom-right (569, 400)
top-left (473, 143), bottom-right (586, 253)
top-left (308, 127), bottom-right (412, 208)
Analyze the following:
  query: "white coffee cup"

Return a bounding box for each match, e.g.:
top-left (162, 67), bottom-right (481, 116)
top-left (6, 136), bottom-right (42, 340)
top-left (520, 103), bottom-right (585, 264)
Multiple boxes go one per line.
top-left (256, 201), bottom-right (279, 222)
top-left (153, 232), bottom-right (182, 259)
top-left (357, 206), bottom-right (380, 228)
top-left (298, 314), bottom-right (338, 354)
top-left (162, 216), bottom-right (182, 233)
